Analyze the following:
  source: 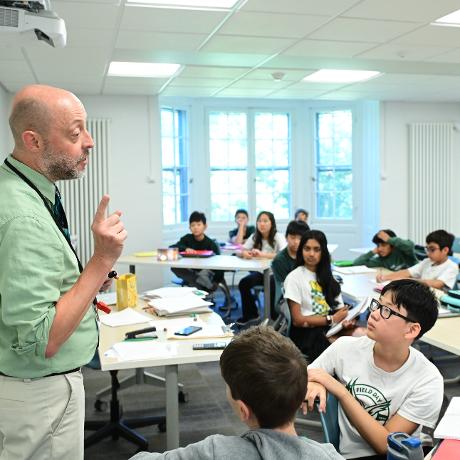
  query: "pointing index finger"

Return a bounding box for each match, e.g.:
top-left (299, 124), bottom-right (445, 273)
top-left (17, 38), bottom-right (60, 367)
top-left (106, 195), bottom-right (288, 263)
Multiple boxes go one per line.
top-left (94, 194), bottom-right (110, 223)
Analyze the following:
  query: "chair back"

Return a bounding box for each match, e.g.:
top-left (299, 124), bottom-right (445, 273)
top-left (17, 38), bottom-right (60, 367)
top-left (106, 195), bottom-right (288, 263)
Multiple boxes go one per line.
top-left (317, 393), bottom-right (340, 452)
top-left (272, 298), bottom-right (292, 336)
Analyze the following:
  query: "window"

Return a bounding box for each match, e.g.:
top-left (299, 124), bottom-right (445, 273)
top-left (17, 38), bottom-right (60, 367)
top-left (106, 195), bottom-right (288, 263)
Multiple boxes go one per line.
top-left (208, 110), bottom-right (291, 222)
top-left (254, 112), bottom-right (290, 219)
top-left (315, 110), bottom-right (353, 219)
top-left (209, 111), bottom-right (248, 222)
top-left (161, 107), bottom-right (189, 225)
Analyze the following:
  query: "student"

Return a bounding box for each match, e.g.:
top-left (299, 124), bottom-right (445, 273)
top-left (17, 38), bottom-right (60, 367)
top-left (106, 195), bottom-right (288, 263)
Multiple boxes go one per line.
top-left (294, 208), bottom-right (309, 224)
top-left (352, 229), bottom-right (418, 270)
top-left (170, 211), bottom-right (222, 291)
top-left (377, 229), bottom-right (458, 291)
top-left (306, 280), bottom-right (443, 460)
top-left (237, 211), bottom-right (286, 325)
top-left (229, 208), bottom-right (255, 245)
top-left (272, 220), bottom-right (310, 287)
top-left (131, 326), bottom-right (343, 460)
top-left (284, 230), bottom-right (349, 361)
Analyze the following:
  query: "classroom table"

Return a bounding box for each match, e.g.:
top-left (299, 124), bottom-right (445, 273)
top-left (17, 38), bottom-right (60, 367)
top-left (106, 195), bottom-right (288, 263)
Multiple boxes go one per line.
top-left (117, 254), bottom-right (273, 319)
top-left (99, 309), bottom-right (231, 450)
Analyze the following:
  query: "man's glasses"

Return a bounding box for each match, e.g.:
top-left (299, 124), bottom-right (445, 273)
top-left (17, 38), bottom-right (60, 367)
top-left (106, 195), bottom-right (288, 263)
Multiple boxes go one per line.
top-left (369, 298), bottom-right (417, 323)
top-left (424, 246), bottom-right (440, 253)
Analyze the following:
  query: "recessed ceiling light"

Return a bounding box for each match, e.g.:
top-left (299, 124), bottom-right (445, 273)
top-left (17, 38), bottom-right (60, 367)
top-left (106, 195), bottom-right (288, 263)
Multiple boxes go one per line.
top-left (126, 0), bottom-right (239, 11)
top-left (433, 9), bottom-right (460, 27)
top-left (302, 69), bottom-right (381, 83)
top-left (108, 62), bottom-right (181, 78)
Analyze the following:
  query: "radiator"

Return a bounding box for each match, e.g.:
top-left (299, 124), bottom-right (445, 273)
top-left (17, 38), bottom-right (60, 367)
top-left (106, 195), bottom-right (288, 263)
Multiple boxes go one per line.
top-left (58, 118), bottom-right (111, 265)
top-left (408, 122), bottom-right (453, 244)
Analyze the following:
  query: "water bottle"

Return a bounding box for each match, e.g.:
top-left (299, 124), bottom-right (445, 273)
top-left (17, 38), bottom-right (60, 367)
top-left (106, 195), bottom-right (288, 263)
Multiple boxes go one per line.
top-left (387, 432), bottom-right (424, 460)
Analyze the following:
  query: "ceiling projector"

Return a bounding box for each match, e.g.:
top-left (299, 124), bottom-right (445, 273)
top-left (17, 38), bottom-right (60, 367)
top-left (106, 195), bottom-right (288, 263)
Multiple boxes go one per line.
top-left (0, 1), bottom-right (66, 48)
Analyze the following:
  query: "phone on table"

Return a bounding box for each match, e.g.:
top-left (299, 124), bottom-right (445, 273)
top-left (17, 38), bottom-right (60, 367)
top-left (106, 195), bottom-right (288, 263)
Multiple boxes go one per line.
top-left (174, 325), bottom-right (203, 336)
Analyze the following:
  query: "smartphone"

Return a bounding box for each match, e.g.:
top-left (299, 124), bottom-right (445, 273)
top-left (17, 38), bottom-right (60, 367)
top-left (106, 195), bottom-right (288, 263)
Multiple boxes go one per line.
top-left (174, 325), bottom-right (203, 336)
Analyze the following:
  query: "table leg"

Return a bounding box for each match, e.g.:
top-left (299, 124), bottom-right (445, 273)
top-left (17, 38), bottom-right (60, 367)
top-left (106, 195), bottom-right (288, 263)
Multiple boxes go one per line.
top-left (263, 268), bottom-right (270, 320)
top-left (165, 364), bottom-right (179, 449)
top-left (129, 264), bottom-right (135, 274)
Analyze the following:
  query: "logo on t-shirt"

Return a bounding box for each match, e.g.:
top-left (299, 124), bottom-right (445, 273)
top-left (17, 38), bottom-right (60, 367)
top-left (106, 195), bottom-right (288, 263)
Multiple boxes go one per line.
top-left (346, 378), bottom-right (391, 423)
top-left (309, 280), bottom-right (329, 315)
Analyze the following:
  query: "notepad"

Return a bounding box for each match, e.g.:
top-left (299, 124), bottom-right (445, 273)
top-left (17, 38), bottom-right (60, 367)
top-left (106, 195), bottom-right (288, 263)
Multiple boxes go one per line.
top-left (144, 286), bottom-right (206, 299)
top-left (326, 297), bottom-right (370, 338)
top-left (333, 265), bottom-right (377, 275)
top-left (434, 397), bottom-right (460, 440)
top-left (112, 341), bottom-right (178, 361)
top-left (148, 294), bottom-right (213, 316)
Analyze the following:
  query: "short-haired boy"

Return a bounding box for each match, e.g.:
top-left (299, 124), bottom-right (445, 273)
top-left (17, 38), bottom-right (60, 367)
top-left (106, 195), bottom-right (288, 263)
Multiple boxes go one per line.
top-left (353, 229), bottom-right (418, 270)
top-left (377, 230), bottom-right (458, 291)
top-left (295, 208), bottom-right (309, 224)
top-left (229, 209), bottom-right (255, 245)
top-left (306, 280), bottom-right (443, 459)
top-left (170, 211), bottom-right (222, 291)
top-left (131, 326), bottom-right (343, 460)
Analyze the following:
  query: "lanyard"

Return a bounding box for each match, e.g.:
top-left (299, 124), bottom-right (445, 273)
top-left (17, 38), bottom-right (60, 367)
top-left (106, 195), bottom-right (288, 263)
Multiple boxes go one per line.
top-left (3, 158), bottom-right (103, 319)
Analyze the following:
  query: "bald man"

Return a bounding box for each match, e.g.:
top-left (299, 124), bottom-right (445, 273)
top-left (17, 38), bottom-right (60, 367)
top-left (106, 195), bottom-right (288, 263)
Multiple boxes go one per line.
top-left (0, 85), bottom-right (127, 459)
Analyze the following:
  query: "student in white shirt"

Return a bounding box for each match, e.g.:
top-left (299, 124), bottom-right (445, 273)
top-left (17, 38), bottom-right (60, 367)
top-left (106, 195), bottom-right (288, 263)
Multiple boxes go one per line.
top-left (377, 229), bottom-right (458, 290)
top-left (283, 230), bottom-right (349, 361)
top-left (306, 279), bottom-right (443, 459)
top-left (236, 211), bottom-right (286, 325)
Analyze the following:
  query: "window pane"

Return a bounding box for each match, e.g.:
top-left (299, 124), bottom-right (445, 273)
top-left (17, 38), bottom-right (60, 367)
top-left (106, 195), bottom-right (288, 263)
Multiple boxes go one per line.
top-left (209, 112), bottom-right (229, 139)
top-left (209, 139), bottom-right (229, 168)
top-left (255, 139), bottom-right (273, 167)
top-left (228, 140), bottom-right (247, 168)
top-left (210, 170), bottom-right (247, 221)
top-left (161, 110), bottom-right (173, 137)
top-left (273, 114), bottom-right (289, 139)
top-left (162, 171), bottom-right (175, 196)
top-left (162, 138), bottom-right (175, 168)
top-left (316, 109), bottom-right (352, 220)
top-left (255, 170), bottom-right (290, 219)
top-left (163, 195), bottom-right (176, 225)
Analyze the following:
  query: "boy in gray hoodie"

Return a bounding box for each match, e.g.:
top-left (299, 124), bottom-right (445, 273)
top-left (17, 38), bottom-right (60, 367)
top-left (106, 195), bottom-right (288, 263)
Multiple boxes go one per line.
top-left (131, 326), bottom-right (342, 460)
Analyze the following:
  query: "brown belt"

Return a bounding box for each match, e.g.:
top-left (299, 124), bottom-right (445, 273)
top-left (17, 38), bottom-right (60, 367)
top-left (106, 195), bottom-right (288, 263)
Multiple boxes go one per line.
top-left (0, 367), bottom-right (80, 378)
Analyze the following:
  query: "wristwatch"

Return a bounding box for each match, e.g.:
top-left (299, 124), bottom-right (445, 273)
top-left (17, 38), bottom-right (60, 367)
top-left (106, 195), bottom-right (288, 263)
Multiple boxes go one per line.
top-left (326, 315), bottom-right (332, 325)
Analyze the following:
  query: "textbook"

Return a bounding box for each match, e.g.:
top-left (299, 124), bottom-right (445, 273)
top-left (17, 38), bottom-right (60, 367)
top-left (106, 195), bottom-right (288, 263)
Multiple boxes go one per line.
top-left (147, 294), bottom-right (213, 316)
top-left (326, 297), bottom-right (370, 338)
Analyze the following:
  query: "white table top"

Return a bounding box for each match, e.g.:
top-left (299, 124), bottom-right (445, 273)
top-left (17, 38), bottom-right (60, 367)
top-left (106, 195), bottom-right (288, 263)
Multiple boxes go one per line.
top-left (99, 309), bottom-right (231, 371)
top-left (117, 254), bottom-right (272, 272)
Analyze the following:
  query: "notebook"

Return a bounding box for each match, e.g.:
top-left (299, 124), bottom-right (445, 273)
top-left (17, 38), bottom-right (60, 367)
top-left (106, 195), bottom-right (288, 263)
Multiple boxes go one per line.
top-left (326, 297), bottom-right (370, 338)
top-left (434, 397), bottom-right (460, 440)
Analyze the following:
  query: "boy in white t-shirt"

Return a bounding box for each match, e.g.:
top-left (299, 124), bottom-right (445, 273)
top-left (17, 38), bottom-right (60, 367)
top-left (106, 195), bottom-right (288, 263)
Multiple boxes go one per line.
top-left (306, 279), bottom-right (443, 459)
top-left (377, 229), bottom-right (458, 291)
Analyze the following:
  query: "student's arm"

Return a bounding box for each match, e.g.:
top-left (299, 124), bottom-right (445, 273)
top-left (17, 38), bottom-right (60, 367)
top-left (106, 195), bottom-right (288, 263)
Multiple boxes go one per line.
top-left (377, 268), bottom-right (410, 282)
top-left (251, 248), bottom-right (276, 259)
top-left (232, 224), bottom-right (247, 245)
top-left (353, 251), bottom-right (381, 268)
top-left (170, 235), bottom-right (189, 252)
top-left (420, 278), bottom-right (446, 290)
top-left (387, 236), bottom-right (415, 256)
top-left (308, 369), bottom-right (419, 455)
top-left (288, 300), bottom-right (347, 328)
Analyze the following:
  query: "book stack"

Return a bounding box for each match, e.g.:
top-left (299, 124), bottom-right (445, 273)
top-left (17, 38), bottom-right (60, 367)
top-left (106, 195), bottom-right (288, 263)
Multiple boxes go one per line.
top-left (146, 287), bottom-right (213, 316)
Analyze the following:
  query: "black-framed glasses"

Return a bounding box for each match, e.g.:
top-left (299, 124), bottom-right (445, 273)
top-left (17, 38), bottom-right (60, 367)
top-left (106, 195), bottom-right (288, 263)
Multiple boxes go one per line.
top-left (424, 245), bottom-right (440, 253)
top-left (369, 298), bottom-right (417, 323)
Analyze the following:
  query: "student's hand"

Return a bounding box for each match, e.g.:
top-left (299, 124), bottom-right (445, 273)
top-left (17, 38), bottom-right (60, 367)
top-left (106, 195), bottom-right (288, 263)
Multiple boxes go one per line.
top-left (332, 308), bottom-right (348, 324)
top-left (376, 272), bottom-right (387, 282)
top-left (372, 247), bottom-right (379, 254)
top-left (305, 381), bottom-right (327, 413)
top-left (99, 278), bottom-right (113, 292)
top-left (242, 250), bottom-right (253, 259)
top-left (251, 249), bottom-right (262, 257)
top-left (342, 319), bottom-right (356, 329)
top-left (308, 369), bottom-right (346, 399)
top-left (377, 230), bottom-right (390, 242)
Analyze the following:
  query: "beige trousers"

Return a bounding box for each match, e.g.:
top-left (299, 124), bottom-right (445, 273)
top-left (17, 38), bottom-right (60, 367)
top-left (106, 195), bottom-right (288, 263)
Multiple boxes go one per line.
top-left (0, 370), bottom-right (84, 460)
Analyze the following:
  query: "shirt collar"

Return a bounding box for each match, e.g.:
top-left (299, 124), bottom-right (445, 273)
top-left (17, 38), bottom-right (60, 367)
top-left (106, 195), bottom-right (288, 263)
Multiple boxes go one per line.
top-left (5, 155), bottom-right (56, 204)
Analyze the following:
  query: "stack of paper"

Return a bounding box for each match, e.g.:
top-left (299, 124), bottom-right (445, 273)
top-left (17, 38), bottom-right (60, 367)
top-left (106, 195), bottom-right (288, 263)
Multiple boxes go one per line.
top-left (100, 308), bottom-right (150, 327)
top-left (333, 265), bottom-right (376, 275)
top-left (144, 286), bottom-right (206, 299)
top-left (148, 294), bottom-right (213, 316)
top-left (434, 397), bottom-right (460, 440)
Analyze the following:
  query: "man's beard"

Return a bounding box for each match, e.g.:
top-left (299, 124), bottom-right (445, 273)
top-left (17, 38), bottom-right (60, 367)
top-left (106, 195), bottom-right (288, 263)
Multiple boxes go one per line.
top-left (42, 146), bottom-right (89, 181)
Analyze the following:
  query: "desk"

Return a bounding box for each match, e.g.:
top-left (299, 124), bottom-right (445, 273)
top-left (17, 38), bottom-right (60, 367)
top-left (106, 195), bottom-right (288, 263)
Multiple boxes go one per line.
top-left (118, 254), bottom-right (273, 319)
top-left (99, 310), bottom-right (230, 450)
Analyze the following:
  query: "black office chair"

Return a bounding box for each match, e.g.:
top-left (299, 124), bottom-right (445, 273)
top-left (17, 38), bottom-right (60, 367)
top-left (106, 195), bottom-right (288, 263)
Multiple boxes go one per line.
top-left (84, 353), bottom-right (166, 451)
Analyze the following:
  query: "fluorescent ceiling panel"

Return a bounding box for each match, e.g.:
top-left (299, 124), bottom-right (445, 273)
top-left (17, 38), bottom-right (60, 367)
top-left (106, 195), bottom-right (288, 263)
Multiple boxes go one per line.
top-left (108, 62), bottom-right (180, 78)
top-left (303, 69), bottom-right (381, 83)
top-left (433, 9), bottom-right (460, 27)
top-left (126, 0), bottom-right (238, 10)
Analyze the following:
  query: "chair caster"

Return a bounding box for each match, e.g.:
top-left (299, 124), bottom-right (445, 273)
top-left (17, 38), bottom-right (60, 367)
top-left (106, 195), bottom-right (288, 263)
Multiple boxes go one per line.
top-left (158, 421), bottom-right (167, 433)
top-left (94, 399), bottom-right (108, 412)
top-left (179, 391), bottom-right (189, 403)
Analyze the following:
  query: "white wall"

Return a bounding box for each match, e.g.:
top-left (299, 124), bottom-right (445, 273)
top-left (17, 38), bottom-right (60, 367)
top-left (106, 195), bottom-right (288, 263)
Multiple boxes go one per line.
top-left (0, 86), bottom-right (12, 160)
top-left (380, 102), bottom-right (460, 239)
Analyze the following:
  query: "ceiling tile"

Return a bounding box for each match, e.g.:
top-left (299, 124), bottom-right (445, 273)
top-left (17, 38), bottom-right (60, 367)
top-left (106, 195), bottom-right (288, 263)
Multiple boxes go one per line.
top-left (243, 0), bottom-right (361, 16)
top-left (394, 25), bottom-right (460, 47)
top-left (283, 39), bottom-right (376, 58)
top-left (309, 18), bottom-right (422, 43)
top-left (245, 68), bottom-right (311, 81)
top-left (104, 78), bottom-right (167, 95)
top-left (65, 28), bottom-right (114, 48)
top-left (229, 79), bottom-right (292, 90)
top-left (219, 12), bottom-right (328, 39)
top-left (161, 86), bottom-right (217, 97)
top-left (216, 87), bottom-right (274, 97)
top-left (179, 66), bottom-right (250, 79)
top-left (427, 49), bottom-right (460, 64)
top-left (268, 88), bottom-right (327, 98)
top-left (116, 31), bottom-right (206, 51)
top-left (201, 35), bottom-right (295, 54)
top-left (357, 43), bottom-right (454, 61)
top-left (120, 6), bottom-right (226, 33)
top-left (343, 0), bottom-right (460, 22)
top-left (169, 77), bottom-right (232, 88)
top-left (0, 45), bottom-right (24, 60)
top-left (0, 60), bottom-right (35, 82)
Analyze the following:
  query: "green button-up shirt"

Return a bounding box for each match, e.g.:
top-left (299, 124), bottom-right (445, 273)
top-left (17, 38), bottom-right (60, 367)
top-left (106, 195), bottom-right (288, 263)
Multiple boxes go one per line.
top-left (0, 155), bottom-right (98, 378)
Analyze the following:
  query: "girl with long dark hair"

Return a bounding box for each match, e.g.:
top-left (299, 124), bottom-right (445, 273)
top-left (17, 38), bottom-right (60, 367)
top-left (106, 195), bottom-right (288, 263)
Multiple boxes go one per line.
top-left (236, 211), bottom-right (286, 325)
top-left (283, 230), bottom-right (348, 361)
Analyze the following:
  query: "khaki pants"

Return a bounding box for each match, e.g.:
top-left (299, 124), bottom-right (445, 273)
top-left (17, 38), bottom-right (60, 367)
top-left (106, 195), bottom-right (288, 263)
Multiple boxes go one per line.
top-left (0, 370), bottom-right (84, 460)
